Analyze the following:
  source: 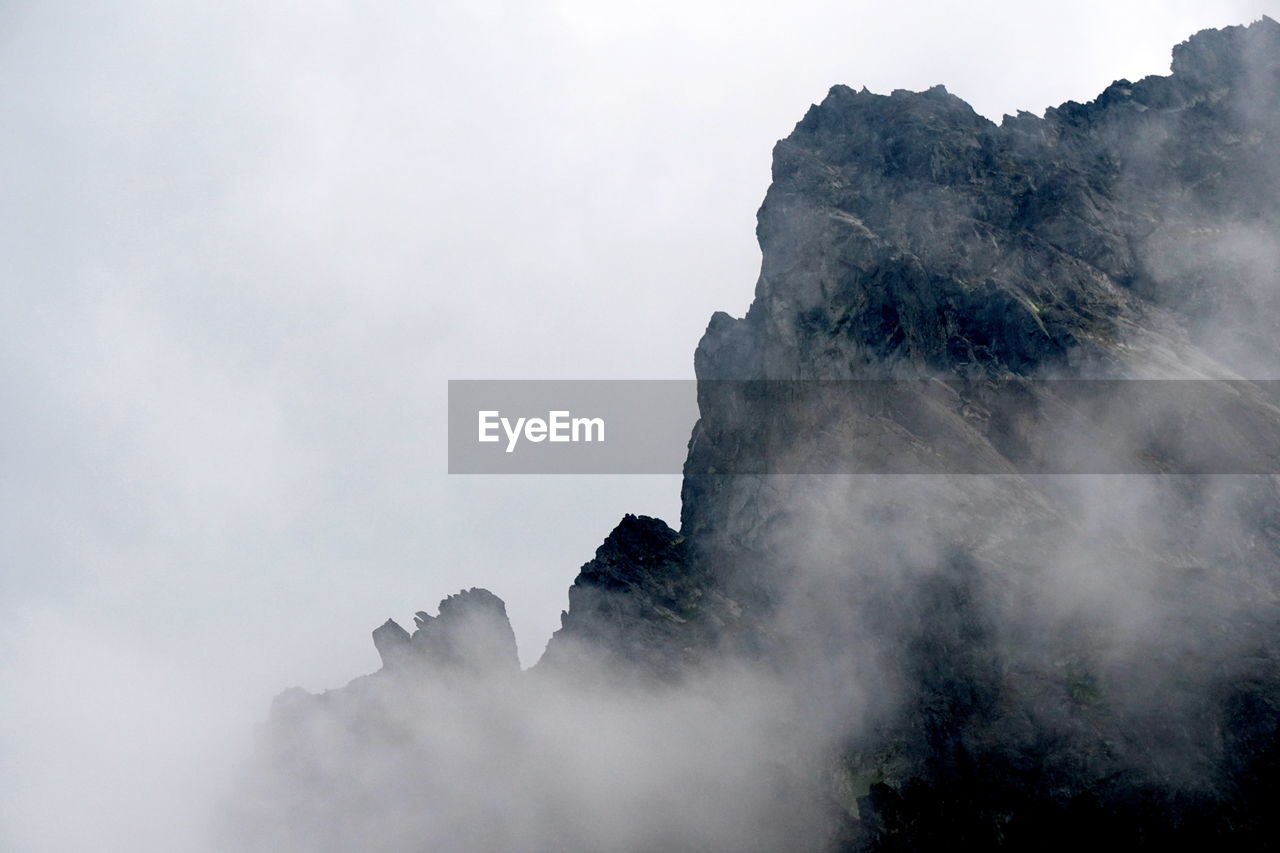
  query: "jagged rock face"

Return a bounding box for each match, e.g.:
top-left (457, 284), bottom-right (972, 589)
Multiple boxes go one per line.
top-left (536, 514), bottom-right (743, 678)
top-left (671, 17), bottom-right (1280, 850)
top-left (538, 514), bottom-right (695, 676)
top-left (373, 587), bottom-right (520, 675)
top-left (372, 617), bottom-right (412, 668)
top-left (411, 587), bottom-right (521, 674)
top-left (695, 17), bottom-right (1280, 386)
top-left (679, 22), bottom-right (1280, 643)
top-left (241, 18), bottom-right (1280, 853)
top-left (684, 17), bottom-right (1280, 561)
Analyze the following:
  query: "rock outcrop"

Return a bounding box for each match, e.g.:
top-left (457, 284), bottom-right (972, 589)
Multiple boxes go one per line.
top-left (372, 587), bottom-right (519, 675)
top-left (239, 18), bottom-right (1280, 852)
top-left (536, 514), bottom-right (746, 679)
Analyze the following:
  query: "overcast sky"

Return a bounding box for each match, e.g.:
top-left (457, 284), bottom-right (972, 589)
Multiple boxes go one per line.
top-left (1, 1), bottom-right (1275, 850)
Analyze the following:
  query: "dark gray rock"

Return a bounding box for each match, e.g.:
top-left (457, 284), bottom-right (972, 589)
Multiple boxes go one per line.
top-left (372, 617), bottom-right (411, 669)
top-left (368, 588), bottom-right (519, 675)
top-left (672, 17), bottom-right (1280, 850)
top-left (406, 587), bottom-right (520, 675)
top-left (536, 514), bottom-right (742, 679)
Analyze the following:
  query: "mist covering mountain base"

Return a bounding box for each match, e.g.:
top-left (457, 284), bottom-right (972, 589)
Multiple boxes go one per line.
top-left (230, 19), bottom-right (1280, 852)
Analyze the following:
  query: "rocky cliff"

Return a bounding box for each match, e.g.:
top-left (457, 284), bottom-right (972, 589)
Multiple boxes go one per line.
top-left (234, 18), bottom-right (1280, 852)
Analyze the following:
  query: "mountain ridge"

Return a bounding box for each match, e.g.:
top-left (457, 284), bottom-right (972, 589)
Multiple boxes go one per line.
top-left (234, 19), bottom-right (1280, 851)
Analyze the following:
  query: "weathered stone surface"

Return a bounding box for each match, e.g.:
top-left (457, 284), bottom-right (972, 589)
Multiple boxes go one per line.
top-left (672, 17), bottom-right (1280, 849)
top-left (407, 587), bottom-right (520, 675)
top-left (371, 618), bottom-right (411, 669)
top-left (536, 514), bottom-right (742, 679)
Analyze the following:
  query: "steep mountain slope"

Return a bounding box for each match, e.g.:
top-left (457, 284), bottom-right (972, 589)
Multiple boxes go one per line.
top-left (235, 18), bottom-right (1280, 852)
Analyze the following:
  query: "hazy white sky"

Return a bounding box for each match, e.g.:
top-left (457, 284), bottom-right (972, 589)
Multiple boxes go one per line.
top-left (1, 1), bottom-right (1275, 849)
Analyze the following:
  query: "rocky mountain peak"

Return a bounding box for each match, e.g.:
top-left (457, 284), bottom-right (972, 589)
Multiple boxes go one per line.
top-left (697, 16), bottom-right (1280, 386)
top-left (373, 587), bottom-right (519, 675)
top-left (1171, 15), bottom-right (1280, 90)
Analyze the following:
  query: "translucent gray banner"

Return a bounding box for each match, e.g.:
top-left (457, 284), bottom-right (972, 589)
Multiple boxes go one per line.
top-left (448, 380), bottom-right (698, 474)
top-left (448, 380), bottom-right (1280, 474)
